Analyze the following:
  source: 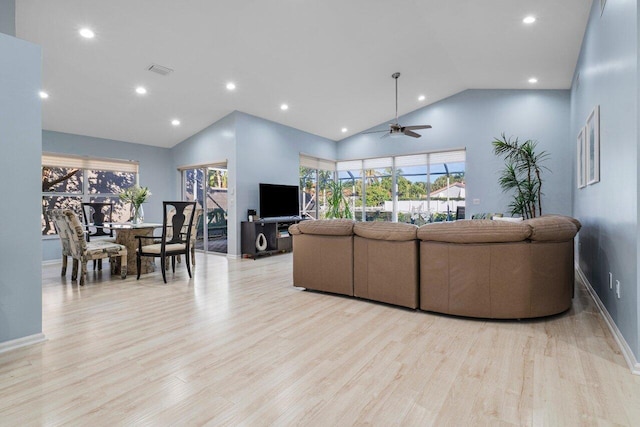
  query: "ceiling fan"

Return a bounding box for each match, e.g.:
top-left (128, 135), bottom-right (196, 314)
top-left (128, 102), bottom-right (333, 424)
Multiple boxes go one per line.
top-left (363, 72), bottom-right (432, 139)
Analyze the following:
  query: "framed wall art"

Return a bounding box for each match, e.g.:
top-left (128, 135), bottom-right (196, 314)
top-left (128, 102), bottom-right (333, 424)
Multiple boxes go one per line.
top-left (577, 126), bottom-right (586, 188)
top-left (586, 105), bottom-right (600, 185)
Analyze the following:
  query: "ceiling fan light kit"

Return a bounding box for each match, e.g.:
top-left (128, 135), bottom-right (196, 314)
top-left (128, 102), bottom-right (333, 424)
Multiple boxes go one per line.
top-left (362, 72), bottom-right (432, 139)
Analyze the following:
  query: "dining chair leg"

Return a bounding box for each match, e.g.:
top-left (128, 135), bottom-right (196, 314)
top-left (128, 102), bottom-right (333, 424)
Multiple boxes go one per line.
top-left (71, 259), bottom-right (79, 280)
top-left (98, 259), bottom-right (103, 270)
top-left (79, 261), bottom-right (87, 286)
top-left (171, 256), bottom-right (176, 273)
top-left (61, 255), bottom-right (68, 276)
top-left (136, 253), bottom-right (142, 280)
top-left (191, 247), bottom-right (196, 269)
top-left (160, 255), bottom-right (167, 284)
top-left (185, 252), bottom-right (192, 279)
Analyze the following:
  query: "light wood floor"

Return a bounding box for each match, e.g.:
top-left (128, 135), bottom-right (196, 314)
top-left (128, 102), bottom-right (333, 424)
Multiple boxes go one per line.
top-left (1, 254), bottom-right (639, 426)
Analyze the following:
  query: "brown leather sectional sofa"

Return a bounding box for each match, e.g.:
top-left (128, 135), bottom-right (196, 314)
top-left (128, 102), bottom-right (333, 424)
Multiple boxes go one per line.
top-left (289, 215), bottom-right (581, 319)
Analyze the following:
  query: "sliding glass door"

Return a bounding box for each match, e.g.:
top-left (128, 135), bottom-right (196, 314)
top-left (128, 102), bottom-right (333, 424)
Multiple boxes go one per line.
top-left (182, 164), bottom-right (228, 254)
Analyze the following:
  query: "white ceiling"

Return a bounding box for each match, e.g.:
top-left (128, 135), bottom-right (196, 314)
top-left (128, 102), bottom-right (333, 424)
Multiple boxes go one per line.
top-left (16, 0), bottom-right (592, 148)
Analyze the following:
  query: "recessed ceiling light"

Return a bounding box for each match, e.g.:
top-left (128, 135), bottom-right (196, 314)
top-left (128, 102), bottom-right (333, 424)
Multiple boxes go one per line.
top-left (523, 16), bottom-right (536, 24)
top-left (79, 28), bottom-right (95, 38)
top-left (226, 82), bottom-right (236, 91)
top-left (280, 104), bottom-right (289, 111)
top-left (528, 77), bottom-right (538, 84)
top-left (135, 86), bottom-right (147, 95)
top-left (341, 127), bottom-right (348, 133)
top-left (39, 91), bottom-right (49, 99)
top-left (171, 119), bottom-right (181, 126)
top-left (418, 95), bottom-right (426, 101)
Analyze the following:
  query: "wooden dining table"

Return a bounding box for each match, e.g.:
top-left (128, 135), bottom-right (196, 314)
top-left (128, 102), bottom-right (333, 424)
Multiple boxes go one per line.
top-left (104, 222), bottom-right (163, 276)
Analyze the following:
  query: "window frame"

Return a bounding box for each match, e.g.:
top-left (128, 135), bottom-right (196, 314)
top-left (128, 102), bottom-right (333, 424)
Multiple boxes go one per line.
top-left (301, 149), bottom-right (466, 223)
top-left (42, 154), bottom-right (139, 239)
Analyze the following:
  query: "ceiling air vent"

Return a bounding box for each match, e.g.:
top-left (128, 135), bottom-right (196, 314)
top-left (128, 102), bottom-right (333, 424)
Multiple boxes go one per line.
top-left (147, 64), bottom-right (174, 76)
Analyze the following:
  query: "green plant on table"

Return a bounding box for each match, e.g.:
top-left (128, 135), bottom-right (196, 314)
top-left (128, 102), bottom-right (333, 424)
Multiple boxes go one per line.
top-left (119, 184), bottom-right (151, 208)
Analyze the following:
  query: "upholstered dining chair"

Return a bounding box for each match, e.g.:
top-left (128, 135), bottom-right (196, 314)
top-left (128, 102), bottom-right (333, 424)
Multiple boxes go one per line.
top-left (135, 201), bottom-right (197, 283)
top-left (48, 209), bottom-right (127, 286)
top-left (81, 202), bottom-right (116, 270)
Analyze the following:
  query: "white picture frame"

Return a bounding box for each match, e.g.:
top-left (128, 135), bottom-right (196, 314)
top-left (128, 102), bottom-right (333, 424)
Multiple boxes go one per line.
top-left (586, 105), bottom-right (600, 185)
top-left (577, 127), bottom-right (586, 188)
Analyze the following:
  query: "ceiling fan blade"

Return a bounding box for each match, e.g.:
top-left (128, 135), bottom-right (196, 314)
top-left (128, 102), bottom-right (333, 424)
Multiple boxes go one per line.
top-left (403, 125), bottom-right (432, 130)
top-left (361, 130), bottom-right (389, 134)
top-left (403, 130), bottom-right (422, 138)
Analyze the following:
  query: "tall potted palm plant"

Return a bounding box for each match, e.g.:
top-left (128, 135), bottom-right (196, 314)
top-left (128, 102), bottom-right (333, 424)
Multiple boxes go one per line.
top-left (492, 134), bottom-right (549, 219)
top-left (326, 180), bottom-right (353, 219)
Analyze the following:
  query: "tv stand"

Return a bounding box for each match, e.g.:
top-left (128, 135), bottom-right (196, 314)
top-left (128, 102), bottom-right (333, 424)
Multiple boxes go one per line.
top-left (241, 217), bottom-right (303, 259)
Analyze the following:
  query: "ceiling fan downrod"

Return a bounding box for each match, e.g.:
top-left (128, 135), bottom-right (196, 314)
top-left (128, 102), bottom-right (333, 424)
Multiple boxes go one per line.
top-left (392, 72), bottom-right (400, 123)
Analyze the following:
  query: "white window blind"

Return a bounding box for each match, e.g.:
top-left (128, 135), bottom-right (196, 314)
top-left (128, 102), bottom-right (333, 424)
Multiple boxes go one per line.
top-left (177, 161), bottom-right (227, 171)
top-left (338, 150), bottom-right (465, 170)
top-left (429, 150), bottom-right (466, 165)
top-left (299, 155), bottom-right (336, 171)
top-left (42, 153), bottom-right (139, 173)
top-left (336, 160), bottom-right (363, 171)
top-left (395, 154), bottom-right (428, 167)
top-left (363, 157), bottom-right (393, 169)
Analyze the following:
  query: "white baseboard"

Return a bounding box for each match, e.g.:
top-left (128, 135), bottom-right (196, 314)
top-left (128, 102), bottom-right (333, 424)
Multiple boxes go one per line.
top-left (42, 259), bottom-right (60, 266)
top-left (226, 253), bottom-right (240, 259)
top-left (0, 333), bottom-right (47, 354)
top-left (575, 264), bottom-right (640, 375)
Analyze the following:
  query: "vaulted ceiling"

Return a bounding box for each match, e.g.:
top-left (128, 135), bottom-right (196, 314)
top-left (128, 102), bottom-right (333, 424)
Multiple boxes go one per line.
top-left (17, 0), bottom-right (591, 148)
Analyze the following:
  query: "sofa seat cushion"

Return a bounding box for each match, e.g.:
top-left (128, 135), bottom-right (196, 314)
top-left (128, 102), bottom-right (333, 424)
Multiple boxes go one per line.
top-left (354, 221), bottom-right (418, 241)
top-left (297, 219), bottom-right (355, 236)
top-left (417, 219), bottom-right (532, 243)
top-left (525, 216), bottom-right (579, 242)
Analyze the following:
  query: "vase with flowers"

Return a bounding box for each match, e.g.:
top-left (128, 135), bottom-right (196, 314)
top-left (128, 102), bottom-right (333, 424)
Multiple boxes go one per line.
top-left (119, 185), bottom-right (151, 224)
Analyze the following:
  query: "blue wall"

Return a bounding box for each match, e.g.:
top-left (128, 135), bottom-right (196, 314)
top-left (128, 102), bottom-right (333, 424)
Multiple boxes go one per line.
top-left (42, 131), bottom-right (174, 261)
top-left (0, 0), bottom-right (15, 36)
top-left (338, 89), bottom-right (572, 218)
top-left (0, 33), bottom-right (42, 344)
top-left (171, 111), bottom-right (336, 256)
top-left (169, 112), bottom-right (238, 253)
top-left (234, 112), bottom-right (336, 255)
top-left (571, 0), bottom-right (638, 360)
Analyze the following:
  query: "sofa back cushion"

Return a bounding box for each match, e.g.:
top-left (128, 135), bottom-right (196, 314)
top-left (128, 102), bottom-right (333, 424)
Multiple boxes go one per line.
top-left (417, 219), bottom-right (532, 243)
top-left (354, 221), bottom-right (417, 241)
top-left (297, 218), bottom-right (355, 236)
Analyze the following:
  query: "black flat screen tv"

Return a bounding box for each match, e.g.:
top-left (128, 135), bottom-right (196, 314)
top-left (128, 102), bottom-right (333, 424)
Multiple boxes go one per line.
top-left (259, 183), bottom-right (299, 218)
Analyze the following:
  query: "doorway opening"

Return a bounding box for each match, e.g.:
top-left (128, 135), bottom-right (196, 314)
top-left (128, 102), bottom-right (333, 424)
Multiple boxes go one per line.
top-left (181, 164), bottom-right (228, 254)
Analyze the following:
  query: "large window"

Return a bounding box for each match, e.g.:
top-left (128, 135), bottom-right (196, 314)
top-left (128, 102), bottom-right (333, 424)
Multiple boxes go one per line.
top-left (301, 150), bottom-right (465, 223)
top-left (42, 154), bottom-right (138, 236)
top-left (299, 156), bottom-right (336, 219)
